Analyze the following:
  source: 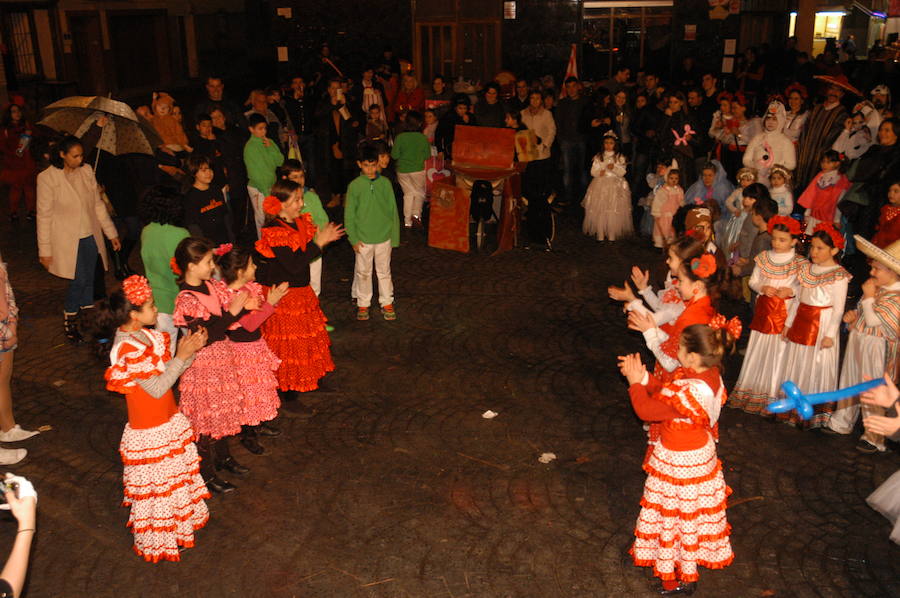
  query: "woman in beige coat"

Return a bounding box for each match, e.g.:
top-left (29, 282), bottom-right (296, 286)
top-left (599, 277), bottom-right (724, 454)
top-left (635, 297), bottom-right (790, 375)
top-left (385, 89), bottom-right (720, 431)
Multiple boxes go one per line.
top-left (36, 136), bottom-right (119, 341)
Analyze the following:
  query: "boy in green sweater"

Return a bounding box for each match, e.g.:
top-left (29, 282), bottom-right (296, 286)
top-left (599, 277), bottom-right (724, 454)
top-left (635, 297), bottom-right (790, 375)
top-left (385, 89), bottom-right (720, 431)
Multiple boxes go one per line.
top-left (243, 113), bottom-right (285, 235)
top-left (391, 111), bottom-right (431, 228)
top-left (345, 145), bottom-right (400, 321)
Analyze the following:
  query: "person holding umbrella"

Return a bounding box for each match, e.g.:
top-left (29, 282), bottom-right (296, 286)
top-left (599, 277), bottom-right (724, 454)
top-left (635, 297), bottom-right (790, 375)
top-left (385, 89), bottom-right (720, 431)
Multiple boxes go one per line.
top-left (37, 136), bottom-right (120, 342)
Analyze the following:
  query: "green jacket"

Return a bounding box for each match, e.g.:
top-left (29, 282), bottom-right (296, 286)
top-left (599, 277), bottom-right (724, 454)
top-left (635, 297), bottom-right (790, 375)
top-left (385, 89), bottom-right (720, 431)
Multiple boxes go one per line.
top-left (344, 174), bottom-right (400, 247)
top-left (140, 223), bottom-right (190, 314)
top-left (391, 131), bottom-right (431, 173)
top-left (243, 136), bottom-right (284, 194)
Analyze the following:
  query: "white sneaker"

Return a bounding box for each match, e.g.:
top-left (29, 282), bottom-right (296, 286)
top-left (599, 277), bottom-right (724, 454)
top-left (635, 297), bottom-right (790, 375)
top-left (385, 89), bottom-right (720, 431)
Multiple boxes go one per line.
top-left (0, 425), bottom-right (39, 442)
top-left (0, 448), bottom-right (26, 465)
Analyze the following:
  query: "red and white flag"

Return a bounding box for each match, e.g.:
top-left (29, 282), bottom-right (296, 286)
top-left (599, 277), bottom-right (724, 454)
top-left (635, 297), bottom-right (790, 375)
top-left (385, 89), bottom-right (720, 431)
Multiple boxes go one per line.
top-left (560, 44), bottom-right (578, 97)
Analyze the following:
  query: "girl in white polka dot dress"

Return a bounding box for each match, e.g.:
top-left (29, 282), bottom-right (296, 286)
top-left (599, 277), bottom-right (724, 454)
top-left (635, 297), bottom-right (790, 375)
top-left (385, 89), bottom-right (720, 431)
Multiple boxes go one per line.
top-left (619, 321), bottom-right (739, 595)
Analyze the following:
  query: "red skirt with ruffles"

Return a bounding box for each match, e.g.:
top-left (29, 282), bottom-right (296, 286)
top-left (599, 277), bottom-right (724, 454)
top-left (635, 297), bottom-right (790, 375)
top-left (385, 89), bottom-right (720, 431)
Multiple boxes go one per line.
top-left (262, 285), bottom-right (334, 392)
top-left (231, 338), bottom-right (281, 425)
top-left (120, 412), bottom-right (210, 563)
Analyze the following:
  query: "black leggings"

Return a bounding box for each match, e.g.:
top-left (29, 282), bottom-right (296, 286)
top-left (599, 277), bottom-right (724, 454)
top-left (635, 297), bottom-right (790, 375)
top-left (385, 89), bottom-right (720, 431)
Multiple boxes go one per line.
top-left (196, 436), bottom-right (232, 481)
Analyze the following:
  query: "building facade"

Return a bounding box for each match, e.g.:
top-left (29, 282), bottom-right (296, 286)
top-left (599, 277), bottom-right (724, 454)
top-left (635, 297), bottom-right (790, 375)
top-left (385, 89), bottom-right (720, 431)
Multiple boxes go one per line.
top-left (0, 0), bottom-right (247, 104)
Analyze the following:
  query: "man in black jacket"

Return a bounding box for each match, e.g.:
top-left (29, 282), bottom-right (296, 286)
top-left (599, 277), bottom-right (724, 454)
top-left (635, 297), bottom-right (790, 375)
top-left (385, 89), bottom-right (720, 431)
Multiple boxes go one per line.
top-left (284, 75), bottom-right (318, 184)
top-left (555, 76), bottom-right (589, 205)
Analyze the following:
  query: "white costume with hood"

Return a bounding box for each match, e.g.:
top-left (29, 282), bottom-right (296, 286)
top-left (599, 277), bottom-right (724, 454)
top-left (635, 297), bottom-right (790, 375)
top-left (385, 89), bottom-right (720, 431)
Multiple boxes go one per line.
top-left (743, 101), bottom-right (796, 186)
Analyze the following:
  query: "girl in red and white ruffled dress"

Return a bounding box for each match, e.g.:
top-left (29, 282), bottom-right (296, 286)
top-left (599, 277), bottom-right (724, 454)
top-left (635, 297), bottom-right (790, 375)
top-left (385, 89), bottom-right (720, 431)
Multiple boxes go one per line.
top-left (619, 321), bottom-right (739, 595)
top-left (102, 275), bottom-right (209, 562)
top-left (254, 180), bottom-right (344, 400)
top-left (173, 237), bottom-right (255, 494)
top-left (214, 244), bottom-right (289, 451)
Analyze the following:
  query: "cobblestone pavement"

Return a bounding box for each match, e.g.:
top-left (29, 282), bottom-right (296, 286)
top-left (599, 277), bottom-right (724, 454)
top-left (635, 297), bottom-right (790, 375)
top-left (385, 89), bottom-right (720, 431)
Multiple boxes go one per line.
top-left (1, 209), bottom-right (898, 598)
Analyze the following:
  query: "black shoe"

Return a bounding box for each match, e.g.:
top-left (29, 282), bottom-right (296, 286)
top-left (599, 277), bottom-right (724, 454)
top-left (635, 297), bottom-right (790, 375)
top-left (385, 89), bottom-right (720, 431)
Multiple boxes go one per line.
top-left (25, 212), bottom-right (34, 222)
top-left (215, 456), bottom-right (250, 476)
top-left (255, 422), bottom-right (281, 437)
top-left (659, 582), bottom-right (696, 596)
top-left (206, 476), bottom-right (237, 494)
top-left (9, 214), bottom-right (18, 223)
top-left (240, 435), bottom-right (266, 455)
top-left (63, 312), bottom-right (84, 344)
top-left (856, 439), bottom-right (880, 454)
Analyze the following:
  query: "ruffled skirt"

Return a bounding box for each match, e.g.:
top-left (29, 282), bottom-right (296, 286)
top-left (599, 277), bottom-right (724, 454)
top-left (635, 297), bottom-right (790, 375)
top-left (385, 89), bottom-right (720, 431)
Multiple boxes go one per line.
top-left (262, 286), bottom-right (334, 392)
top-left (582, 175), bottom-right (633, 241)
top-left (178, 340), bottom-right (245, 439)
top-left (231, 338), bottom-right (281, 425)
top-left (631, 438), bottom-right (733, 583)
top-left (120, 412), bottom-right (210, 563)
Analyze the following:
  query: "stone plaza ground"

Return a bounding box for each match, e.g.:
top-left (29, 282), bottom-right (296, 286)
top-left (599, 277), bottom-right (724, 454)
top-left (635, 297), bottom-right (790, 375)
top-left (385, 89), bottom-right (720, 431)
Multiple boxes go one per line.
top-left (0, 210), bottom-right (898, 597)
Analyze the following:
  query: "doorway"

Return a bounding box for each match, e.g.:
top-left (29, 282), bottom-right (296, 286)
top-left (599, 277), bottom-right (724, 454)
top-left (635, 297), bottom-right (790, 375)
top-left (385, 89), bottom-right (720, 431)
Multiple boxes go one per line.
top-left (416, 19), bottom-right (500, 84)
top-left (582, 1), bottom-right (673, 81)
top-left (68, 13), bottom-right (106, 95)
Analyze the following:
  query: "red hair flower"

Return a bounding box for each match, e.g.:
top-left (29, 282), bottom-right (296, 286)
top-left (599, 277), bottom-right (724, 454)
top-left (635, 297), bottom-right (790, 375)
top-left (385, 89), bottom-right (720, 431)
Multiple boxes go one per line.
top-left (213, 243), bottom-right (233, 257)
top-left (813, 222), bottom-right (845, 249)
top-left (710, 314), bottom-right (742, 340)
top-left (767, 215), bottom-right (801, 236)
top-left (690, 253), bottom-right (717, 278)
top-left (169, 257), bottom-right (182, 276)
top-left (122, 275), bottom-right (153, 307)
top-left (263, 195), bottom-right (283, 216)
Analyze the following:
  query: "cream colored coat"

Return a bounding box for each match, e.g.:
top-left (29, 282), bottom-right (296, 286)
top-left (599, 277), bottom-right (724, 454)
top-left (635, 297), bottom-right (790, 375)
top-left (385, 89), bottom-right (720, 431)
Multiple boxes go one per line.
top-left (36, 164), bottom-right (117, 280)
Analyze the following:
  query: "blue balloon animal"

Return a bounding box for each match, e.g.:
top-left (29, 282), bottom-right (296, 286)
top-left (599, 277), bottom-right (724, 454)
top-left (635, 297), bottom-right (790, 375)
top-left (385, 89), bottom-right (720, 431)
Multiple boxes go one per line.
top-left (766, 379), bottom-right (887, 420)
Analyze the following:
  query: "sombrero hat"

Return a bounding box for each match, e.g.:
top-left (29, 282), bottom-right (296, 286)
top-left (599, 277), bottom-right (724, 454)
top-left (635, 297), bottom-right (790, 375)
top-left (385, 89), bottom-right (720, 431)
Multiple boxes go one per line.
top-left (855, 235), bottom-right (900, 276)
top-left (814, 74), bottom-right (862, 96)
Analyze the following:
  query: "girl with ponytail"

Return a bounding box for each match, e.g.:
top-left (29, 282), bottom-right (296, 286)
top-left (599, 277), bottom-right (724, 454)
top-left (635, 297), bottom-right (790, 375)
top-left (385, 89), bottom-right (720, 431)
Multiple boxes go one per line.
top-left (618, 321), bottom-right (739, 595)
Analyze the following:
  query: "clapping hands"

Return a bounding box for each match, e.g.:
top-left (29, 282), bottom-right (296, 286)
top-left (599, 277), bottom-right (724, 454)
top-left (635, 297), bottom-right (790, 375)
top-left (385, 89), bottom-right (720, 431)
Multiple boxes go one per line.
top-left (175, 328), bottom-right (208, 360)
top-left (618, 353), bottom-right (647, 385)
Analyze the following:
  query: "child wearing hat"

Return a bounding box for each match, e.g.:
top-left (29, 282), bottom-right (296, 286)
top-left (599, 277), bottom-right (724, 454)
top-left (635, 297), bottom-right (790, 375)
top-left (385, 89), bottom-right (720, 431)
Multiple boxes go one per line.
top-left (827, 237), bottom-right (900, 452)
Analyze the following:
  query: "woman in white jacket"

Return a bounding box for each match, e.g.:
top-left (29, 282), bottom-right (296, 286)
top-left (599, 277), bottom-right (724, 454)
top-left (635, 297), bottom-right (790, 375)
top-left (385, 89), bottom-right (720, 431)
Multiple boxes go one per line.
top-left (743, 100), bottom-right (796, 186)
top-left (36, 136), bottom-right (120, 342)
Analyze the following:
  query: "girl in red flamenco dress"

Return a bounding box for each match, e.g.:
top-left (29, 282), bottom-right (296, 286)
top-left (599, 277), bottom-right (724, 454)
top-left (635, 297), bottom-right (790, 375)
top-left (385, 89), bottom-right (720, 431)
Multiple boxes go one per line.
top-left (618, 320), bottom-right (741, 595)
top-left (254, 180), bottom-right (344, 405)
top-left (626, 243), bottom-right (725, 467)
top-left (101, 275), bottom-right (210, 562)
